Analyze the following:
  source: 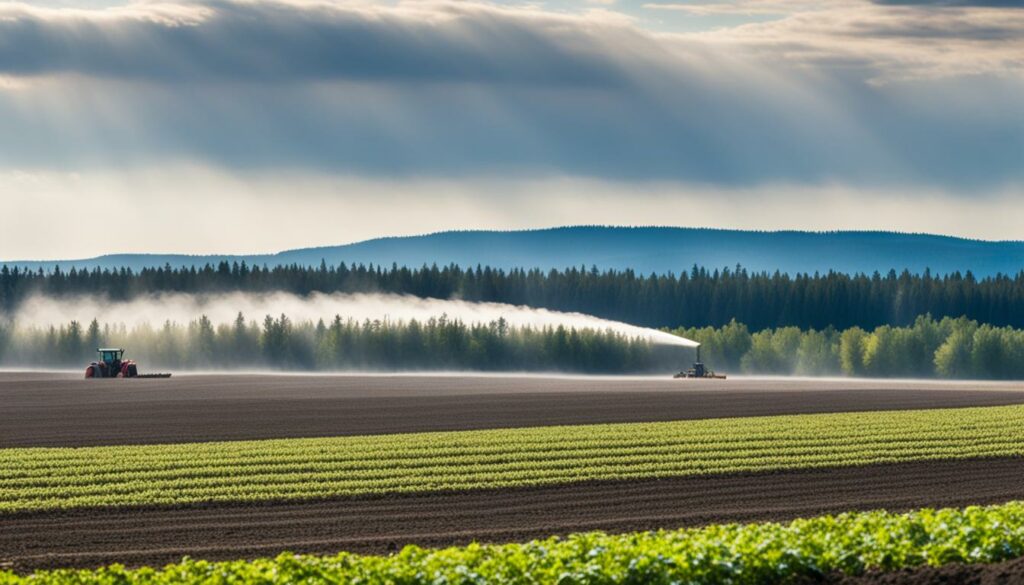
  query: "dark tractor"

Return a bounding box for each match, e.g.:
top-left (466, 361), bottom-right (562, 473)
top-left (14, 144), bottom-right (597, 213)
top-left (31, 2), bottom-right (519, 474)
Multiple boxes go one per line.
top-left (674, 345), bottom-right (727, 379)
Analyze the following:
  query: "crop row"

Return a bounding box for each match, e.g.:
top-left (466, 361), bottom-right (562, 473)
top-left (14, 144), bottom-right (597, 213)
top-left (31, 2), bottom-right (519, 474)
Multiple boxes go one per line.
top-left (2, 405), bottom-right (1024, 513)
top-left (4, 501), bottom-right (1024, 584)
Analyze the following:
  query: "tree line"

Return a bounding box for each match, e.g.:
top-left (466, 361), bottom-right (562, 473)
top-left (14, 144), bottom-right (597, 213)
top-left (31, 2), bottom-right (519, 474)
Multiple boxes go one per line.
top-left (3, 261), bottom-right (1024, 331)
top-left (0, 315), bottom-right (665, 373)
top-left (3, 313), bottom-right (1024, 378)
top-left (671, 314), bottom-right (1024, 379)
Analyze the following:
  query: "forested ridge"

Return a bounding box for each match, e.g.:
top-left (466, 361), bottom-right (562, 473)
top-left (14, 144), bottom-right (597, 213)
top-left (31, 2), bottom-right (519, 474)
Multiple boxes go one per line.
top-left (9, 227), bottom-right (1024, 277)
top-left (3, 261), bottom-right (1024, 331)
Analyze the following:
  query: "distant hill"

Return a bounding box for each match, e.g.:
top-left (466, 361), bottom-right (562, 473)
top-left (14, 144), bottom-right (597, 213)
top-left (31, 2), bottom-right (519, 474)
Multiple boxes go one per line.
top-left (5, 227), bottom-right (1024, 277)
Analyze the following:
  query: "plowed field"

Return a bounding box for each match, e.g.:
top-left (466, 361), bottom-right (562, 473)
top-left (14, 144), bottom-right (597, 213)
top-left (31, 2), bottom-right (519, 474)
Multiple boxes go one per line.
top-left (4, 373), bottom-right (1024, 447)
top-left (3, 372), bottom-right (1024, 579)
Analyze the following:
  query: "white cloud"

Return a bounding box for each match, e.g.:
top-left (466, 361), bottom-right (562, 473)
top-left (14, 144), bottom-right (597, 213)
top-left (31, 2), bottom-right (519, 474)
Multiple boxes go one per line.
top-left (642, 1), bottom-right (831, 15)
top-left (0, 1), bottom-right (213, 26)
top-left (677, 1), bottom-right (1024, 80)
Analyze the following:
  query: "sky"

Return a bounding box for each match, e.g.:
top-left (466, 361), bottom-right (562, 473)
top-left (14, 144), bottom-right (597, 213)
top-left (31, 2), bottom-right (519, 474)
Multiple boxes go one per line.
top-left (0, 0), bottom-right (1022, 259)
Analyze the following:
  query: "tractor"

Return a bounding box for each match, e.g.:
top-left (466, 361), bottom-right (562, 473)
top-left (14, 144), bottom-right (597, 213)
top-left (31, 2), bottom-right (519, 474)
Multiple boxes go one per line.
top-left (85, 348), bottom-right (170, 379)
top-left (674, 344), bottom-right (727, 379)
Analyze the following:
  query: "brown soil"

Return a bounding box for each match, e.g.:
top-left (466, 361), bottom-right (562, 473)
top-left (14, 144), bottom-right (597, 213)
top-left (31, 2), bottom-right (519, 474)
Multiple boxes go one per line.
top-left (3, 373), bottom-right (1024, 447)
top-left (2, 457), bottom-right (1022, 572)
top-left (805, 556), bottom-right (1024, 584)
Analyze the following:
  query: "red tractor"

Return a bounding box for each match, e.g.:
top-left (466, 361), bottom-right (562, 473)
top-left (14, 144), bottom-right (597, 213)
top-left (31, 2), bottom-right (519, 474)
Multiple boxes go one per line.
top-left (85, 348), bottom-right (170, 378)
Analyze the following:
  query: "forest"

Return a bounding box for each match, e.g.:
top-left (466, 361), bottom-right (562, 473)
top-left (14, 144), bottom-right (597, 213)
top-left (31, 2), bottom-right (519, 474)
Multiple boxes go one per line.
top-left (3, 314), bottom-right (1024, 378)
top-left (672, 315), bottom-right (1024, 379)
top-left (0, 315), bottom-right (664, 373)
top-left (3, 261), bottom-right (1024, 331)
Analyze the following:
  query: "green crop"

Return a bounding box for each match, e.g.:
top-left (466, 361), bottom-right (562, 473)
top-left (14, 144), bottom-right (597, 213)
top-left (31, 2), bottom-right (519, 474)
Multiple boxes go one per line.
top-left (4, 502), bottom-right (1024, 584)
top-left (3, 404), bottom-right (1024, 513)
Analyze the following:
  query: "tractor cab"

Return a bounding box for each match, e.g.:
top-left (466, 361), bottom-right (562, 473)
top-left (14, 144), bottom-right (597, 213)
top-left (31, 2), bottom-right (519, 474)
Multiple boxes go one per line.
top-left (98, 348), bottom-right (125, 368)
top-left (86, 348), bottom-right (137, 378)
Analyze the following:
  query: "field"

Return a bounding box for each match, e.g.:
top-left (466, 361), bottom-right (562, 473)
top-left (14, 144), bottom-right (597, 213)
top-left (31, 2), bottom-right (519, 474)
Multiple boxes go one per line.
top-left (6, 502), bottom-right (1024, 584)
top-left (3, 373), bottom-right (1024, 581)
top-left (7, 373), bottom-right (1024, 447)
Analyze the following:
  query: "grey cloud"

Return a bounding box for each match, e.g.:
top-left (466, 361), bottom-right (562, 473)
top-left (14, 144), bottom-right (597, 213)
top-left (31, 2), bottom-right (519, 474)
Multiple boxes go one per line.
top-left (843, 13), bottom-right (1024, 39)
top-left (874, 0), bottom-right (1024, 7)
top-left (2, 69), bottom-right (1020, 190)
top-left (0, 0), bottom-right (1020, 191)
top-left (849, 22), bottom-right (1024, 40)
top-left (0, 1), bottom-right (633, 87)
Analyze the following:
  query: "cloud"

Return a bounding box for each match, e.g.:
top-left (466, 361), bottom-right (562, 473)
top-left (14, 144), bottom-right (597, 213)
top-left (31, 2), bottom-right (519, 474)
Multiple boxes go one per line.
top-left (0, 1), bottom-right (641, 87)
top-left (874, 0), bottom-right (1024, 6)
top-left (641, 1), bottom-right (829, 15)
top-left (688, 1), bottom-right (1024, 80)
top-left (645, 0), bottom-right (1024, 14)
top-left (0, 0), bottom-right (1019, 192)
top-left (2, 0), bottom-right (1021, 86)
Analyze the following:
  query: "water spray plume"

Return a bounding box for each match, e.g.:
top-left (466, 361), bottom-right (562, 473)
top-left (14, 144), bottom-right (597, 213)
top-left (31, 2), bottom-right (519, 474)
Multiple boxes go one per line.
top-left (5, 292), bottom-right (699, 348)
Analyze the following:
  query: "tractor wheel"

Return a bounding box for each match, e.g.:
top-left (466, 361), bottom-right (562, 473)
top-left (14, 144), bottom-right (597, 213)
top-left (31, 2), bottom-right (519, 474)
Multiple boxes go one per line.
top-left (127, 364), bottom-right (138, 378)
top-left (84, 366), bottom-right (94, 378)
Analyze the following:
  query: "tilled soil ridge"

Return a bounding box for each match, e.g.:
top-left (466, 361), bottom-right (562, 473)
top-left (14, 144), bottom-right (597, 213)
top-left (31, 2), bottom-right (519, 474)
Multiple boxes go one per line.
top-left (5, 374), bottom-right (1024, 447)
top-left (811, 556), bottom-right (1024, 584)
top-left (2, 457), bottom-right (1023, 572)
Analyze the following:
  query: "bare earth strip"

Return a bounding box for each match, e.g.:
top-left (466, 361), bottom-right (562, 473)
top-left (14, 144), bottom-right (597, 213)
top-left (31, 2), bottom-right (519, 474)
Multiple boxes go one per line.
top-left (4, 373), bottom-right (1024, 447)
top-left (2, 457), bottom-right (1022, 572)
top-left (819, 556), bottom-right (1024, 584)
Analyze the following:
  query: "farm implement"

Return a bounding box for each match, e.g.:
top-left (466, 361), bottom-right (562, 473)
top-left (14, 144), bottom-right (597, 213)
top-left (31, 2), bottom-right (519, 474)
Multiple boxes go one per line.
top-left (85, 348), bottom-right (171, 379)
top-left (674, 345), bottom-right (726, 379)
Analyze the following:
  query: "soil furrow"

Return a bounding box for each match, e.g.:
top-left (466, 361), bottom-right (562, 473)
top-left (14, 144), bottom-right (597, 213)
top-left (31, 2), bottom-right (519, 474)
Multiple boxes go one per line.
top-left (2, 457), bottom-right (1022, 572)
top-left (4, 374), bottom-right (1024, 447)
